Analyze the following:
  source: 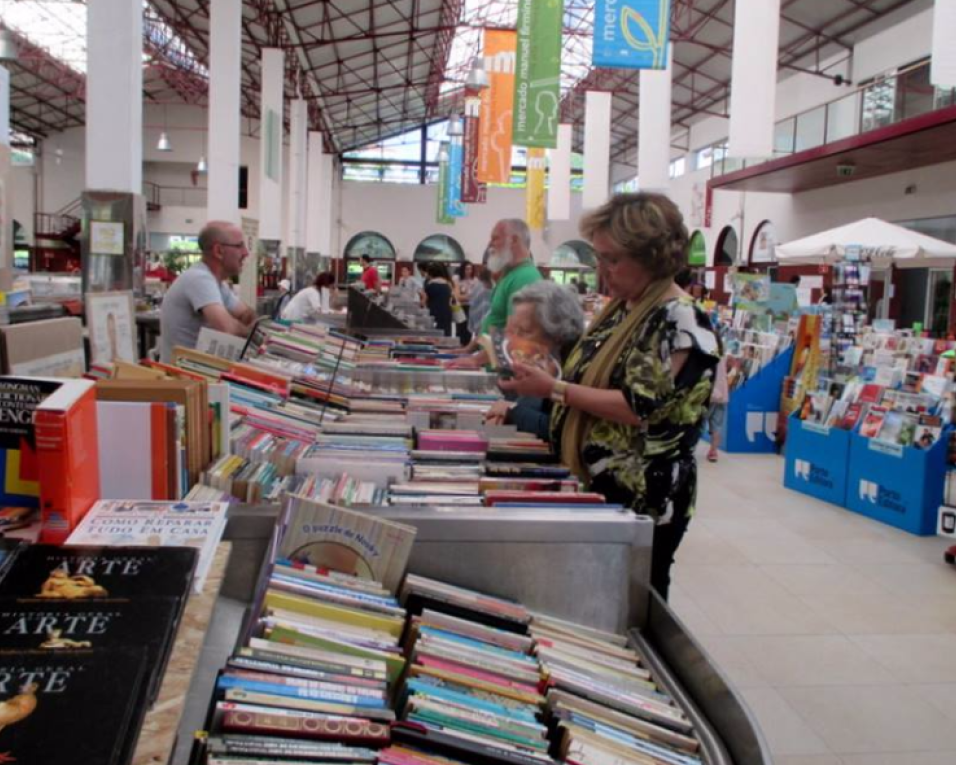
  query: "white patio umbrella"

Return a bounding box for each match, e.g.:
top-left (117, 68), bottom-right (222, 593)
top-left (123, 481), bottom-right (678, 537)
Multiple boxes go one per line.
top-left (775, 218), bottom-right (956, 269)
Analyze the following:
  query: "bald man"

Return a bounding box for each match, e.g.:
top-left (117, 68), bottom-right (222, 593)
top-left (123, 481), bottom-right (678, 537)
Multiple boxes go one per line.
top-left (160, 220), bottom-right (257, 362)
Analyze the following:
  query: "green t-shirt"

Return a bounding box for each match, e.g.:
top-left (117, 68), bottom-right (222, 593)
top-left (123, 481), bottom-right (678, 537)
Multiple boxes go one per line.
top-left (479, 259), bottom-right (543, 335)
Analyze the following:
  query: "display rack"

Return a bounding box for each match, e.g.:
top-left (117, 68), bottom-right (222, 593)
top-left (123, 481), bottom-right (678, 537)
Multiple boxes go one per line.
top-left (783, 412), bottom-right (852, 506)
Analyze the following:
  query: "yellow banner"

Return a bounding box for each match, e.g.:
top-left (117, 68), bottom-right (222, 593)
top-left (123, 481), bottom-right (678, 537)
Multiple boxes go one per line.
top-left (478, 29), bottom-right (517, 185)
top-left (525, 148), bottom-right (546, 230)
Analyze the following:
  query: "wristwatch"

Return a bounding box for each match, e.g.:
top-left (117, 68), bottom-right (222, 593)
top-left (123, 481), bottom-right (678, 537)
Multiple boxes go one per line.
top-left (550, 380), bottom-right (569, 405)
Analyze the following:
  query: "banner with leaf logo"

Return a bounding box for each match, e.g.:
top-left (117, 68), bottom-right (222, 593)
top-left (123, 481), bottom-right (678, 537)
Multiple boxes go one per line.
top-left (592, 0), bottom-right (671, 70)
top-left (513, 0), bottom-right (562, 148)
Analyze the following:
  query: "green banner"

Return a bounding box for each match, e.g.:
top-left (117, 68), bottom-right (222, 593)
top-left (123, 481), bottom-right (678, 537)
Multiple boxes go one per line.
top-left (512, 0), bottom-right (562, 148)
top-left (436, 156), bottom-right (454, 225)
top-left (688, 231), bottom-right (706, 266)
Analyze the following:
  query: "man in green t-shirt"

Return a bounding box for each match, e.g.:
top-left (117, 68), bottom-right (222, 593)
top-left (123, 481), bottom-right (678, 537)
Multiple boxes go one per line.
top-left (450, 218), bottom-right (543, 369)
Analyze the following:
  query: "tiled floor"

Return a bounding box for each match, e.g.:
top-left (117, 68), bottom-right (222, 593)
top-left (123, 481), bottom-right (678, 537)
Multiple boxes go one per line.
top-left (676, 449), bottom-right (956, 765)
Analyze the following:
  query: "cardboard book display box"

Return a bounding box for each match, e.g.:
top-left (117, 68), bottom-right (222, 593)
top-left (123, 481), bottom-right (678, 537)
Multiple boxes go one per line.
top-left (783, 412), bottom-right (852, 507)
top-left (0, 318), bottom-right (85, 377)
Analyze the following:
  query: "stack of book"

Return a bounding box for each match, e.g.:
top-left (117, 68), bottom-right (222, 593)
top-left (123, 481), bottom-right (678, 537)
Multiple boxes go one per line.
top-left (532, 614), bottom-right (701, 765)
top-left (289, 473), bottom-right (390, 508)
top-left (202, 454), bottom-right (292, 503)
top-left (0, 545), bottom-right (198, 763)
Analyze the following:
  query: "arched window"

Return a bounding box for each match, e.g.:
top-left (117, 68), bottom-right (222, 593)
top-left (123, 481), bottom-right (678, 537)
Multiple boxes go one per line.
top-left (688, 230), bottom-right (707, 267)
top-left (344, 231), bottom-right (396, 284)
top-left (549, 240), bottom-right (597, 289)
top-left (343, 231), bottom-right (396, 260)
top-left (715, 226), bottom-right (738, 266)
top-left (748, 220), bottom-right (777, 267)
top-left (413, 234), bottom-right (465, 263)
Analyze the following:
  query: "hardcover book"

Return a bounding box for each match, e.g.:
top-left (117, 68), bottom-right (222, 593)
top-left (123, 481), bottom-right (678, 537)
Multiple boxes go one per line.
top-left (0, 647), bottom-right (149, 765)
top-left (0, 544), bottom-right (197, 600)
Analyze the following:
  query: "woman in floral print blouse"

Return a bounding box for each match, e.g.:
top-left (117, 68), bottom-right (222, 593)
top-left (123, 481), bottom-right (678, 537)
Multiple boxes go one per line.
top-left (501, 193), bottom-right (720, 599)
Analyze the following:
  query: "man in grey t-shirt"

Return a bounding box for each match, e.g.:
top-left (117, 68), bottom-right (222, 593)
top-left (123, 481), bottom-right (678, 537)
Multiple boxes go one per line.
top-left (160, 220), bottom-right (257, 362)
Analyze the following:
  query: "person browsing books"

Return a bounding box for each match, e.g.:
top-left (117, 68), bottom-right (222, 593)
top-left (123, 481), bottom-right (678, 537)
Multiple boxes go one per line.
top-left (159, 220), bottom-right (257, 362)
top-left (499, 193), bottom-right (721, 600)
top-left (485, 282), bottom-right (585, 440)
top-left (282, 272), bottom-right (335, 322)
top-left (359, 254), bottom-right (381, 293)
top-left (448, 219), bottom-right (542, 368)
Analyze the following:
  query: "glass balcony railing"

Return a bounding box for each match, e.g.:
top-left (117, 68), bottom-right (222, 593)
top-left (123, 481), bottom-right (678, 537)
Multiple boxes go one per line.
top-left (711, 60), bottom-right (956, 179)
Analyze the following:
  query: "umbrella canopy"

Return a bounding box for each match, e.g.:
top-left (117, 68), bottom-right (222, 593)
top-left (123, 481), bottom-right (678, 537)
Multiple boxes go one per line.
top-left (775, 218), bottom-right (956, 269)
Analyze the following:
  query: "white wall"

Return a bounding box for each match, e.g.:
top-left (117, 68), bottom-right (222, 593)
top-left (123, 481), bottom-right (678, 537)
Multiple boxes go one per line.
top-left (337, 181), bottom-right (586, 264)
top-left (8, 163), bottom-right (36, 243)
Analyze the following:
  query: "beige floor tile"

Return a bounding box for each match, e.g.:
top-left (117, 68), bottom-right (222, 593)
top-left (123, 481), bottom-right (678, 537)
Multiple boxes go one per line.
top-left (911, 684), bottom-right (956, 725)
top-left (773, 757), bottom-right (842, 765)
top-left (715, 635), bottom-right (898, 686)
top-left (737, 686), bottom-right (830, 756)
top-left (779, 685), bottom-right (956, 754)
top-left (852, 561), bottom-right (956, 597)
top-left (798, 592), bottom-right (951, 635)
top-left (673, 521), bottom-right (751, 566)
top-left (760, 563), bottom-right (889, 597)
top-left (849, 634), bottom-right (956, 683)
top-left (814, 537), bottom-right (929, 565)
top-left (691, 634), bottom-right (769, 689)
top-left (839, 753), bottom-right (956, 765)
top-left (911, 595), bottom-right (956, 633)
top-left (703, 518), bottom-right (838, 565)
top-left (679, 564), bottom-right (840, 636)
top-left (667, 585), bottom-right (723, 638)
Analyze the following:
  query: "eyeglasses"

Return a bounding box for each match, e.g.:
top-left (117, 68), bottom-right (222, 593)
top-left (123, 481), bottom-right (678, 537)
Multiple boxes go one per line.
top-left (219, 241), bottom-right (247, 249)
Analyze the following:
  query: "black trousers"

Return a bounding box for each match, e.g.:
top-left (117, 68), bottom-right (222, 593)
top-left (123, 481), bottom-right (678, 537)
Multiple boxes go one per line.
top-left (650, 510), bottom-right (692, 601)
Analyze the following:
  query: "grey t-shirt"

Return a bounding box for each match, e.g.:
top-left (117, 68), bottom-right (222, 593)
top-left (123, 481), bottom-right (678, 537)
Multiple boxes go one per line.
top-left (160, 261), bottom-right (239, 362)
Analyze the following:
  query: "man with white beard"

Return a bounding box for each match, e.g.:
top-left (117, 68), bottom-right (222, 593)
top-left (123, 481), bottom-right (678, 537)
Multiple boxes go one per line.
top-left (449, 218), bottom-right (542, 368)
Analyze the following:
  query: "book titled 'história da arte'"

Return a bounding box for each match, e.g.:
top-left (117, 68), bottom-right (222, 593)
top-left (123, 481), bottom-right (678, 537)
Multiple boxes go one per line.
top-left (0, 647), bottom-right (149, 765)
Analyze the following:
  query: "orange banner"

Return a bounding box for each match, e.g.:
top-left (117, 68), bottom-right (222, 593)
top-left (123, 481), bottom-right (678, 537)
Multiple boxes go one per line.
top-left (478, 29), bottom-right (517, 185)
top-left (525, 148), bottom-right (546, 230)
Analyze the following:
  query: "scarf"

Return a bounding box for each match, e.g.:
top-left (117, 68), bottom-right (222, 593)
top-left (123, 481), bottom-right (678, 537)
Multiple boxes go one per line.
top-left (557, 279), bottom-right (672, 482)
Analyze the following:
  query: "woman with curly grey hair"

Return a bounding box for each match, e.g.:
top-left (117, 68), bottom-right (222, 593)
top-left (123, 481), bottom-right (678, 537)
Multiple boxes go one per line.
top-left (486, 281), bottom-right (585, 438)
top-left (500, 192), bottom-right (720, 600)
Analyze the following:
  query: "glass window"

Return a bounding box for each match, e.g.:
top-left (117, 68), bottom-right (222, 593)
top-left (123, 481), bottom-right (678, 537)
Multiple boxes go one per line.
top-left (550, 240), bottom-right (596, 268)
top-left (414, 234), bottom-right (466, 263)
top-left (344, 232), bottom-right (397, 260)
top-left (695, 146), bottom-right (714, 170)
top-left (344, 126), bottom-right (423, 162)
top-left (669, 157), bottom-right (686, 179)
top-left (715, 226), bottom-right (738, 266)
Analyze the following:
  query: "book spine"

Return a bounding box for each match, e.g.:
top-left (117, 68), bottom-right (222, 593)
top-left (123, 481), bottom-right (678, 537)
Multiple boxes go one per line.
top-left (222, 708), bottom-right (390, 743)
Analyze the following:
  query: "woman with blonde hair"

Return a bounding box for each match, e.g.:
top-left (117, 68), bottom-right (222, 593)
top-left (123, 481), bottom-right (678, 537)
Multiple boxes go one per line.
top-left (501, 193), bottom-right (720, 599)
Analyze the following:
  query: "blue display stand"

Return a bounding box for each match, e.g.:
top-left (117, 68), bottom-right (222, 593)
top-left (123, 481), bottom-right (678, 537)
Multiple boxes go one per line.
top-left (707, 348), bottom-right (794, 453)
top-left (845, 429), bottom-right (949, 536)
top-left (783, 413), bottom-right (852, 506)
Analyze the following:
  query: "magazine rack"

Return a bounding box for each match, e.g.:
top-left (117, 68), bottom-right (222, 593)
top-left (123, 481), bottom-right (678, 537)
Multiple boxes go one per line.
top-left (845, 427), bottom-right (950, 535)
top-left (710, 347), bottom-right (794, 453)
top-left (783, 412), bottom-right (852, 506)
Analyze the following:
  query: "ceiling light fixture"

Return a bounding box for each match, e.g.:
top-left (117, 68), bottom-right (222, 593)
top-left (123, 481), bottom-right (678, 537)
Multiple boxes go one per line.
top-left (447, 115), bottom-right (464, 137)
top-left (0, 29), bottom-right (19, 62)
top-left (465, 56), bottom-right (489, 90)
top-left (157, 105), bottom-right (173, 152)
top-left (196, 155), bottom-right (207, 173)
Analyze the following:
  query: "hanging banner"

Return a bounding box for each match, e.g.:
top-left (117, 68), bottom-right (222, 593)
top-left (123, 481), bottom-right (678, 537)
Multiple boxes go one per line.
top-left (513, 0), bottom-right (562, 148)
top-left (461, 92), bottom-right (487, 204)
top-left (526, 148), bottom-right (547, 230)
top-left (446, 140), bottom-right (467, 218)
top-left (436, 154), bottom-right (454, 225)
top-left (592, 0), bottom-right (671, 70)
top-left (478, 29), bottom-right (518, 184)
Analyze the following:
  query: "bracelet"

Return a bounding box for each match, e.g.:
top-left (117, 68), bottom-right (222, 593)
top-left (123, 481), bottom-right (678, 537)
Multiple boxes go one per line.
top-left (551, 380), bottom-right (569, 405)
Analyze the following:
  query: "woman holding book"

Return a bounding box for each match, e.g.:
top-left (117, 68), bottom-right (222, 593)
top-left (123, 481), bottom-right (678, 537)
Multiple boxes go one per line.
top-left (500, 193), bottom-right (720, 600)
top-left (485, 281), bottom-right (585, 439)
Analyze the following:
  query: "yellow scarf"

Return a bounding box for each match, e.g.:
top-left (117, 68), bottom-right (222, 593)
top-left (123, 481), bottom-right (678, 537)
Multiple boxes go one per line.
top-left (557, 279), bottom-right (672, 482)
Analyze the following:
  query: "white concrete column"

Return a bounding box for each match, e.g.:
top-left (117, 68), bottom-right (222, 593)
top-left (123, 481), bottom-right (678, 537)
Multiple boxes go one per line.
top-left (583, 91), bottom-right (612, 210)
top-left (258, 49), bottom-right (284, 240)
top-left (86, 0), bottom-right (142, 192)
top-left (547, 124), bottom-right (572, 221)
top-left (306, 132), bottom-right (333, 257)
top-left (286, 98), bottom-right (308, 249)
top-left (0, 66), bottom-right (9, 271)
top-left (207, 0), bottom-right (242, 223)
top-left (638, 50), bottom-right (673, 192)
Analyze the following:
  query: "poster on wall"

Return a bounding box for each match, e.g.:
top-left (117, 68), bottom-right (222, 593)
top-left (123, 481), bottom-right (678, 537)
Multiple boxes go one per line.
top-left (732, 272), bottom-right (771, 310)
top-left (86, 290), bottom-right (136, 364)
top-left (90, 221), bottom-right (125, 256)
